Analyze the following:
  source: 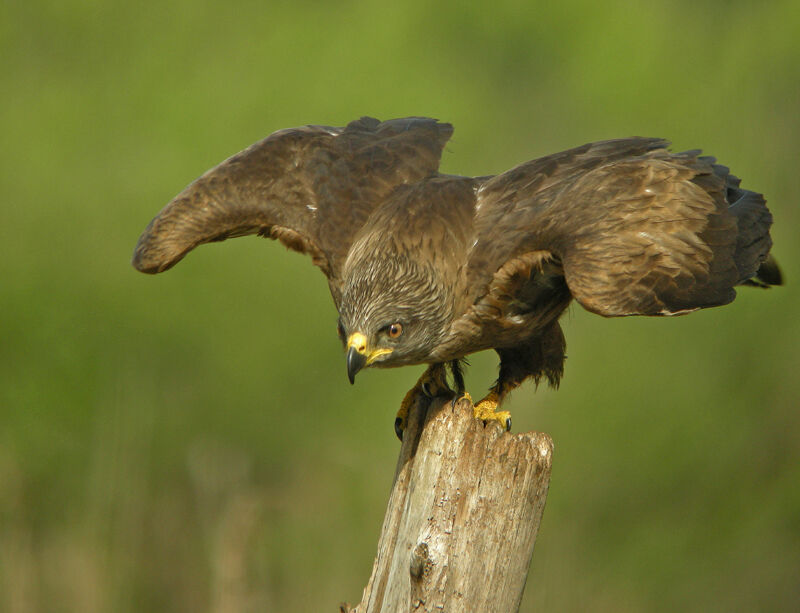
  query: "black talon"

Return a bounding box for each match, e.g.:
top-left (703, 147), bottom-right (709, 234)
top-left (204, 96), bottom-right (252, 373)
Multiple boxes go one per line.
top-left (394, 417), bottom-right (404, 441)
top-left (505, 417), bottom-right (512, 431)
top-left (421, 382), bottom-right (433, 398)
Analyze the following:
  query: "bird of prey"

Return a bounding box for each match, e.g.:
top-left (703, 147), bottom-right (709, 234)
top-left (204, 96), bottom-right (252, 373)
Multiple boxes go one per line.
top-left (133, 116), bottom-right (781, 438)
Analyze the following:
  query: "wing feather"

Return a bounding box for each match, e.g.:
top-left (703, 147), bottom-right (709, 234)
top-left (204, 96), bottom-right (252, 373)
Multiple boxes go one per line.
top-left (132, 117), bottom-right (453, 303)
top-left (469, 138), bottom-right (776, 317)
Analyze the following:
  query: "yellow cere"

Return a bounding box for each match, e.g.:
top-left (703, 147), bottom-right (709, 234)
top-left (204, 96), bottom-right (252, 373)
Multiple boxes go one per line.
top-left (346, 332), bottom-right (368, 353)
top-left (347, 332), bottom-right (393, 364)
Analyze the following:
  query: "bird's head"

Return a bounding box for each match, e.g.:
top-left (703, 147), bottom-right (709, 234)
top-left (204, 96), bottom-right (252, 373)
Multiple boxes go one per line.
top-left (337, 253), bottom-right (453, 383)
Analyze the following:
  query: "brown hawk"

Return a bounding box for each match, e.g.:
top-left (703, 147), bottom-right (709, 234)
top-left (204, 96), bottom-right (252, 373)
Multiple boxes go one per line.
top-left (132, 117), bottom-right (781, 438)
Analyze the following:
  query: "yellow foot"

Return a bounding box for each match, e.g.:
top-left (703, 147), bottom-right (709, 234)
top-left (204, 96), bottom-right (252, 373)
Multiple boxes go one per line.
top-left (395, 365), bottom-right (451, 441)
top-left (473, 392), bottom-right (512, 432)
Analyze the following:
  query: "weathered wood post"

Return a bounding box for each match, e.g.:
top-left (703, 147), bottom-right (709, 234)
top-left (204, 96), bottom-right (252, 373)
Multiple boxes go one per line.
top-left (343, 392), bottom-right (554, 613)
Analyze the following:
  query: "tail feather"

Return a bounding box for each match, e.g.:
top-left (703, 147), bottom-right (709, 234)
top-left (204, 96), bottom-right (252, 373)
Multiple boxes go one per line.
top-left (743, 255), bottom-right (783, 288)
top-left (727, 187), bottom-right (775, 285)
top-left (706, 161), bottom-right (778, 288)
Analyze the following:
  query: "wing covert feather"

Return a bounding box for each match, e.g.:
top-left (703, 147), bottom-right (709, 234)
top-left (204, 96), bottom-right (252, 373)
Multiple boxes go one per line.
top-left (469, 138), bottom-right (774, 316)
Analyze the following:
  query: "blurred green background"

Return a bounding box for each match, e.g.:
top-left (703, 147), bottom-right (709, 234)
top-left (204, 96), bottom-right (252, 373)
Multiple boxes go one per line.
top-left (1, 1), bottom-right (798, 611)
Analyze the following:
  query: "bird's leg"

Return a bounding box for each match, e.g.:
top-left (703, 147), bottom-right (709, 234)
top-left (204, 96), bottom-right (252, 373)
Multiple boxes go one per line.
top-left (395, 363), bottom-right (450, 440)
top-left (474, 326), bottom-right (566, 432)
top-left (473, 349), bottom-right (527, 431)
top-left (449, 359), bottom-right (466, 395)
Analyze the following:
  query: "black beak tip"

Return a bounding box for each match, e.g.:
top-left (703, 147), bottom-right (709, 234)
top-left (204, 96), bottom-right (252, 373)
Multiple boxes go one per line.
top-left (346, 347), bottom-right (367, 385)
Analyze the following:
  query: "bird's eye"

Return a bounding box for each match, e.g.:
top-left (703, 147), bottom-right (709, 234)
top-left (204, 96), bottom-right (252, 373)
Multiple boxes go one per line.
top-left (387, 323), bottom-right (403, 339)
top-left (337, 320), bottom-right (345, 340)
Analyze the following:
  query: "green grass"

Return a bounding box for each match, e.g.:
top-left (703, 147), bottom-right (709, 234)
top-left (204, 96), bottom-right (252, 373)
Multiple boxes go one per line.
top-left (2, 1), bottom-right (798, 611)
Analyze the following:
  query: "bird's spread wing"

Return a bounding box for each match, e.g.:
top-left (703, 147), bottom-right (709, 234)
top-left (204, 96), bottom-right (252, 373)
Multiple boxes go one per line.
top-left (132, 116), bottom-right (453, 304)
top-left (469, 138), bottom-right (775, 317)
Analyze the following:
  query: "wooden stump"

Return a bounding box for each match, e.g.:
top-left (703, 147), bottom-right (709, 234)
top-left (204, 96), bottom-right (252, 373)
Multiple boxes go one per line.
top-left (345, 392), bottom-right (554, 613)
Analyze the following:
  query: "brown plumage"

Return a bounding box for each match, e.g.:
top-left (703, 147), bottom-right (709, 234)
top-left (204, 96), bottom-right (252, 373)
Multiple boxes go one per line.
top-left (133, 116), bottom-right (781, 436)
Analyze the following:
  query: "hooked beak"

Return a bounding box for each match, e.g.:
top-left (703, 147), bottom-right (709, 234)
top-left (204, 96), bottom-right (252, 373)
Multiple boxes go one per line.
top-left (346, 332), bottom-right (369, 384)
top-left (345, 332), bottom-right (393, 384)
top-left (346, 345), bottom-right (367, 384)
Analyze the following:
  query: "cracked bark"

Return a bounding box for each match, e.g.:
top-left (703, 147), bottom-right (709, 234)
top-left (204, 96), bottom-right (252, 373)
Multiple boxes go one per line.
top-left (342, 393), bottom-right (553, 613)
